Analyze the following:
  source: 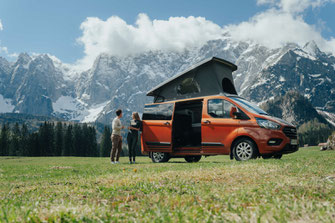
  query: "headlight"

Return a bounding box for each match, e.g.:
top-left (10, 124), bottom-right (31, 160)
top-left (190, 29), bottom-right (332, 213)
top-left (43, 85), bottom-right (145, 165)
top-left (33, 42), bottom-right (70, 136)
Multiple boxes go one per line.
top-left (256, 118), bottom-right (281, 130)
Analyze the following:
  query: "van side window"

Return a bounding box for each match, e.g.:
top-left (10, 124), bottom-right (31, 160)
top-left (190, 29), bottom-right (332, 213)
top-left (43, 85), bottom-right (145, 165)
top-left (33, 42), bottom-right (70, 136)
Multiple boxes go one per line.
top-left (176, 78), bottom-right (201, 95)
top-left (208, 99), bottom-right (224, 118)
top-left (208, 99), bottom-right (237, 119)
top-left (142, 103), bottom-right (174, 120)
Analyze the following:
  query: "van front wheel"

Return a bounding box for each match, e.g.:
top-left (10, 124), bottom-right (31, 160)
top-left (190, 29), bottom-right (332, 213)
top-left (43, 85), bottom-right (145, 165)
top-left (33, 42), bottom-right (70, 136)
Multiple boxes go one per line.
top-left (233, 138), bottom-right (257, 161)
top-left (184, 156), bottom-right (201, 163)
top-left (273, 154), bottom-right (282, 159)
top-left (151, 152), bottom-right (170, 163)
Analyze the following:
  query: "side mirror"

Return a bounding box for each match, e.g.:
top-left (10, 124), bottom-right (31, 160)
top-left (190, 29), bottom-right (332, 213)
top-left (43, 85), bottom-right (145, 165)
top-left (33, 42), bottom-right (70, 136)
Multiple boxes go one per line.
top-left (230, 107), bottom-right (238, 119)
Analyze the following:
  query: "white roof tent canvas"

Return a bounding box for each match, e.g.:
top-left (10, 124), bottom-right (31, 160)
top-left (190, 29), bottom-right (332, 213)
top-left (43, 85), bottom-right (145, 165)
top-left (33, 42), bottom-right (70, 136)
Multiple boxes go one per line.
top-left (147, 57), bottom-right (238, 103)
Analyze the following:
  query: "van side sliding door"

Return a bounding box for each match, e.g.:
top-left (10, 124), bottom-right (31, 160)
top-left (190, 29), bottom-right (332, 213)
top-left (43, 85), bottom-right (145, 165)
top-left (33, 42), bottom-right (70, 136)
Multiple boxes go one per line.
top-left (142, 103), bottom-right (174, 153)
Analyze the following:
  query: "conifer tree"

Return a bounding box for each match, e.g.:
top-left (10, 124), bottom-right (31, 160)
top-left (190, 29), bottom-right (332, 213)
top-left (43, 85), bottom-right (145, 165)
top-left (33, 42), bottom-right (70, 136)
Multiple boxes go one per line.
top-left (0, 124), bottom-right (10, 156)
top-left (20, 124), bottom-right (29, 156)
top-left (38, 122), bottom-right (55, 156)
top-left (82, 123), bottom-right (90, 156)
top-left (89, 126), bottom-right (98, 157)
top-left (28, 132), bottom-right (40, 156)
top-left (73, 124), bottom-right (83, 156)
top-left (63, 124), bottom-right (73, 156)
top-left (55, 122), bottom-right (64, 156)
top-left (9, 123), bottom-right (21, 156)
top-left (100, 126), bottom-right (112, 157)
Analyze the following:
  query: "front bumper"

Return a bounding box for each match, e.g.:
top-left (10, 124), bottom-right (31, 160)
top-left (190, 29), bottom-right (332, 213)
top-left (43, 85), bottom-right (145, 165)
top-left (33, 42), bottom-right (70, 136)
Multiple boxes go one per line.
top-left (262, 143), bottom-right (299, 156)
top-left (276, 143), bottom-right (299, 154)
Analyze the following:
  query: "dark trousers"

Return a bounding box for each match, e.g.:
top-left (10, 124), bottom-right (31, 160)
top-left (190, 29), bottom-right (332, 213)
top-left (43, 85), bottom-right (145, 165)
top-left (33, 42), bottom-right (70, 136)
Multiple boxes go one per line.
top-left (127, 133), bottom-right (138, 161)
top-left (110, 134), bottom-right (122, 162)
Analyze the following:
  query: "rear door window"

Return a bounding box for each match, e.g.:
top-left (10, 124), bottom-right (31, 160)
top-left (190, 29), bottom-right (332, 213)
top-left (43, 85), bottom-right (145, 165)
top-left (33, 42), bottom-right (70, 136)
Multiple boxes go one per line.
top-left (142, 103), bottom-right (174, 120)
top-left (208, 99), bottom-right (224, 118)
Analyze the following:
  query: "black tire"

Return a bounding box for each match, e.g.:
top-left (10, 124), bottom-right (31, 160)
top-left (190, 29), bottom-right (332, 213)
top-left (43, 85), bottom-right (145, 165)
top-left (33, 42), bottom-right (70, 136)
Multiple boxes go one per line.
top-left (273, 154), bottom-right (282, 159)
top-left (151, 152), bottom-right (170, 163)
top-left (233, 138), bottom-right (257, 161)
top-left (184, 156), bottom-right (201, 163)
top-left (262, 154), bottom-right (273, 159)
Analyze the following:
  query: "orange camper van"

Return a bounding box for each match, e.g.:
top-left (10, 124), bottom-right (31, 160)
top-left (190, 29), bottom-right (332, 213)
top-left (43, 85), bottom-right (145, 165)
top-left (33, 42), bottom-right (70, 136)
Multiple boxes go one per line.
top-left (141, 57), bottom-right (298, 162)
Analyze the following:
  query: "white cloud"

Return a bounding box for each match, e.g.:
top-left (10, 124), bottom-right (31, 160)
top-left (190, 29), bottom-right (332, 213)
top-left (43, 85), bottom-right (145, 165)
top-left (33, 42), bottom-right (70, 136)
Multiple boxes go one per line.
top-left (0, 20), bottom-right (6, 54)
top-left (0, 46), bottom-right (8, 54)
top-left (75, 13), bottom-right (224, 70)
top-left (226, 0), bottom-right (335, 54)
top-left (279, 0), bottom-right (324, 13)
top-left (0, 20), bottom-right (18, 59)
top-left (225, 10), bottom-right (324, 48)
top-left (257, 0), bottom-right (276, 6)
top-left (74, 1), bottom-right (335, 71)
top-left (0, 46), bottom-right (19, 60)
top-left (257, 0), bottom-right (334, 14)
top-left (8, 53), bottom-right (18, 59)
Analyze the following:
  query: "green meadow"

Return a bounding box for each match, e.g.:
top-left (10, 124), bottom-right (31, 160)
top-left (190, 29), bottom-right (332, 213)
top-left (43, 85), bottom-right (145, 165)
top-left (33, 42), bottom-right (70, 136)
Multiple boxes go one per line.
top-left (0, 147), bottom-right (334, 222)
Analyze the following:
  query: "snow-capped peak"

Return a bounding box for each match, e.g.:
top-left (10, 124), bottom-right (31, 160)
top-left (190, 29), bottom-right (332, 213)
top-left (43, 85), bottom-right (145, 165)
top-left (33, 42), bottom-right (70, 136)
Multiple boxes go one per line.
top-left (303, 41), bottom-right (321, 57)
top-left (15, 53), bottom-right (32, 67)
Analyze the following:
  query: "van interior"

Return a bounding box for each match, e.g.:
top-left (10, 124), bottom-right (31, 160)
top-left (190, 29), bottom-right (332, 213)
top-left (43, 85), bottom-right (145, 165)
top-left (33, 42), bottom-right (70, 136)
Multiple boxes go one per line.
top-left (172, 99), bottom-right (203, 149)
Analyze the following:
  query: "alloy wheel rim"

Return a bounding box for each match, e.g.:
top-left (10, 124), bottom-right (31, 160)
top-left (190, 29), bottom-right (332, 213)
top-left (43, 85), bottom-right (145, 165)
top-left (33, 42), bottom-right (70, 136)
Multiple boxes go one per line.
top-left (153, 152), bottom-right (164, 162)
top-left (236, 142), bottom-right (252, 160)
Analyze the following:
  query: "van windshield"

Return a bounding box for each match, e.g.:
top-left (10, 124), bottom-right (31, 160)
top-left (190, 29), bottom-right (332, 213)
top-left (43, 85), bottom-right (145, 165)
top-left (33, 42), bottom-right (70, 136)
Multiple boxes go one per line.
top-left (229, 97), bottom-right (268, 115)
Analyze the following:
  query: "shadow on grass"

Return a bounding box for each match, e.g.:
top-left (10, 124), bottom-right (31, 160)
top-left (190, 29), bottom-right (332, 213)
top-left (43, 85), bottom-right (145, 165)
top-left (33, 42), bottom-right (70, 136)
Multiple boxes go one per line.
top-left (166, 161), bottom-right (224, 164)
top-left (0, 157), bottom-right (25, 160)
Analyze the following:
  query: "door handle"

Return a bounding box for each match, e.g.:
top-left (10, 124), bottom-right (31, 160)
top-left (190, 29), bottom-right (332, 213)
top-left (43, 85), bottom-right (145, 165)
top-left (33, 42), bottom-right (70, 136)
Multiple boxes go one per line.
top-left (203, 120), bottom-right (211, 124)
top-left (164, 122), bottom-right (170, 126)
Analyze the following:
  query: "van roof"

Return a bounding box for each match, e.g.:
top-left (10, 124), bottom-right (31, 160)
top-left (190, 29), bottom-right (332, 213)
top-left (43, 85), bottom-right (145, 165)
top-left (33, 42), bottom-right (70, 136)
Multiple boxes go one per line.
top-left (144, 94), bottom-right (242, 106)
top-left (146, 57), bottom-right (238, 103)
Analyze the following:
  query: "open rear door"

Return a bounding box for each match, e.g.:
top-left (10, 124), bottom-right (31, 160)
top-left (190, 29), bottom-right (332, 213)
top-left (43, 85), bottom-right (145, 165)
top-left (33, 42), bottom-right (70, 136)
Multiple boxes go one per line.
top-left (142, 103), bottom-right (174, 153)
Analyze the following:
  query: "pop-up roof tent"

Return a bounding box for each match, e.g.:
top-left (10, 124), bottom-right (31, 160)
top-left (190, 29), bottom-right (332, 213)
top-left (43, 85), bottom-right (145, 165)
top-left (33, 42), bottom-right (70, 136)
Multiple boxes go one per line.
top-left (147, 57), bottom-right (238, 103)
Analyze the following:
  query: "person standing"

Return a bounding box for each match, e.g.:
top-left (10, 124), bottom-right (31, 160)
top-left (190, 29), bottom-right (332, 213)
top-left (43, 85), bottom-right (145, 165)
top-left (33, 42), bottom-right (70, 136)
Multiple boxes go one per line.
top-left (127, 112), bottom-right (142, 164)
top-left (110, 109), bottom-right (124, 164)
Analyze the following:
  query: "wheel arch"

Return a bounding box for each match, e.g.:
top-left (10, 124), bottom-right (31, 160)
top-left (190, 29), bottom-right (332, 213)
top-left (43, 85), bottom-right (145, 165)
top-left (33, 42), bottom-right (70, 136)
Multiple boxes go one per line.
top-left (230, 135), bottom-right (260, 159)
top-left (151, 151), bottom-right (170, 163)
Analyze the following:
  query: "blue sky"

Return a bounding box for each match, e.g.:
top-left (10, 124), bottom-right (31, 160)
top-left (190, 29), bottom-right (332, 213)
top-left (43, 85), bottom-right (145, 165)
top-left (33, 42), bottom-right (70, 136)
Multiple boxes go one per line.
top-left (1, 0), bottom-right (335, 68)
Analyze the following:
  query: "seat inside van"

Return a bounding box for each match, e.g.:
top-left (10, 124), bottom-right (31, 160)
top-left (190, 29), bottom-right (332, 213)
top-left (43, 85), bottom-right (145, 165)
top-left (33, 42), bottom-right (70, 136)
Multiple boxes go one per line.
top-left (173, 100), bottom-right (203, 148)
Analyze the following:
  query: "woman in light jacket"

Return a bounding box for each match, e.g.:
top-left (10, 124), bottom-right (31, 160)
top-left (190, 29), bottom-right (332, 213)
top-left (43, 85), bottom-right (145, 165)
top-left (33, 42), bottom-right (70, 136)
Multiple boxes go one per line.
top-left (127, 112), bottom-right (142, 164)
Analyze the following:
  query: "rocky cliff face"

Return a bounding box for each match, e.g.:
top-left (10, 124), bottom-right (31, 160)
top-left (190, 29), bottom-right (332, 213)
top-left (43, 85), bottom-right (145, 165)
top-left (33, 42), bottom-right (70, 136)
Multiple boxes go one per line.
top-left (242, 42), bottom-right (335, 111)
top-left (0, 53), bottom-right (71, 116)
top-left (0, 38), bottom-right (334, 126)
top-left (261, 91), bottom-right (328, 126)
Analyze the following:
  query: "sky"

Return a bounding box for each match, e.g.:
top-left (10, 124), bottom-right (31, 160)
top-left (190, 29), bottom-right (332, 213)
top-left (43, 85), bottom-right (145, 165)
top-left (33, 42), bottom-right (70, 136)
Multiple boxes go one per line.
top-left (1, 0), bottom-right (335, 70)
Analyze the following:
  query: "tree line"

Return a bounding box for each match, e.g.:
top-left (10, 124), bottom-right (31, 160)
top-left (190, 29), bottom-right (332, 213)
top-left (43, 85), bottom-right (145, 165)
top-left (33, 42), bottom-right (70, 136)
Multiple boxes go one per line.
top-left (298, 118), bottom-right (334, 146)
top-left (0, 122), bottom-right (99, 157)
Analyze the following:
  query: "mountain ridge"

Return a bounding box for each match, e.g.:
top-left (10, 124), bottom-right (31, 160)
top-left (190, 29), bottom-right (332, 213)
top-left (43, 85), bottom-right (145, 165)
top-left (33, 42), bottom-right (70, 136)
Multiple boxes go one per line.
top-left (0, 38), bottom-right (334, 126)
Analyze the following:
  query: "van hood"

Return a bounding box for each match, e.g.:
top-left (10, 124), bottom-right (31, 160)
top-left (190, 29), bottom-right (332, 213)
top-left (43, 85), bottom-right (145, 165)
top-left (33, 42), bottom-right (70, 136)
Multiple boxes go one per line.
top-left (262, 115), bottom-right (294, 127)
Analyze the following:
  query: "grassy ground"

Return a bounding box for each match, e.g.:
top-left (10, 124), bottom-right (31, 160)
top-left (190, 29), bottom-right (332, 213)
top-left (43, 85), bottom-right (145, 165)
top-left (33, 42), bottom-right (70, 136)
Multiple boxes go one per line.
top-left (0, 147), bottom-right (334, 222)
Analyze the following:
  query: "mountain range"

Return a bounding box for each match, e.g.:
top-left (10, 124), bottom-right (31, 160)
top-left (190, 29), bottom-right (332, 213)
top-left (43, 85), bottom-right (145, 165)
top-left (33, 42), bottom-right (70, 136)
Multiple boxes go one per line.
top-left (0, 36), bottom-right (334, 126)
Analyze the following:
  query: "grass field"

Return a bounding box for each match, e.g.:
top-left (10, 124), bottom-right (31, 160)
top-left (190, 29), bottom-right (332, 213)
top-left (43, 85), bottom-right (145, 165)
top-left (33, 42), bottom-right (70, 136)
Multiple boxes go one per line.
top-left (0, 147), bottom-right (335, 222)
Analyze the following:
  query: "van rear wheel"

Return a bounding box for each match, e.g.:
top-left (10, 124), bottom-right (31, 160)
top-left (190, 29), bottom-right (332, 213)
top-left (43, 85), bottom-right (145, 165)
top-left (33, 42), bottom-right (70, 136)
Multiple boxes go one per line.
top-left (151, 152), bottom-right (170, 163)
top-left (233, 138), bottom-right (257, 161)
top-left (184, 156), bottom-right (201, 163)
